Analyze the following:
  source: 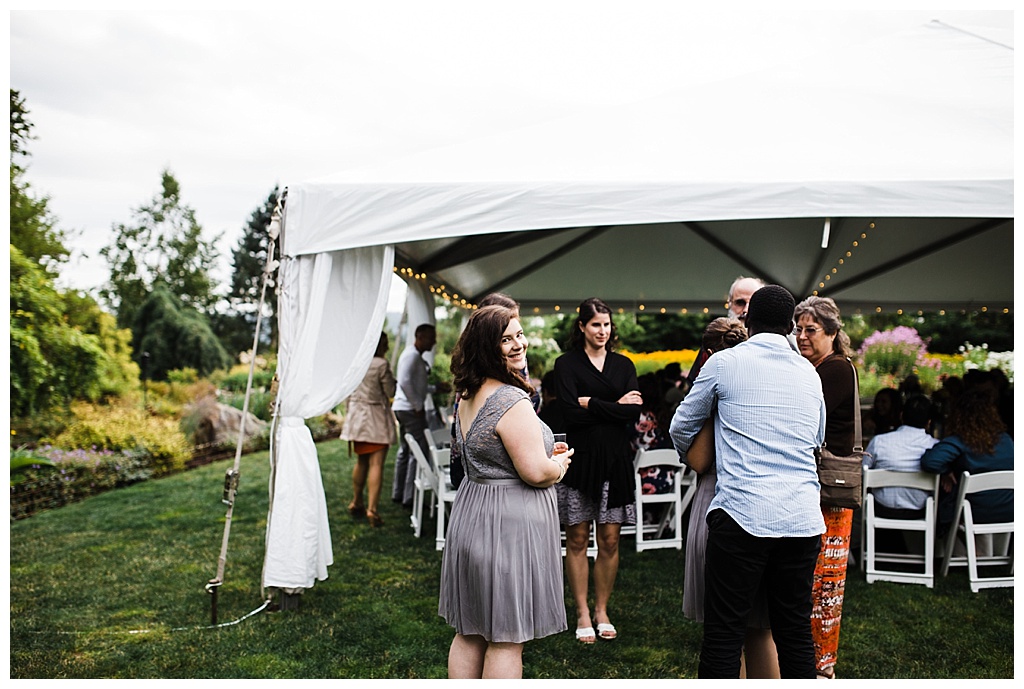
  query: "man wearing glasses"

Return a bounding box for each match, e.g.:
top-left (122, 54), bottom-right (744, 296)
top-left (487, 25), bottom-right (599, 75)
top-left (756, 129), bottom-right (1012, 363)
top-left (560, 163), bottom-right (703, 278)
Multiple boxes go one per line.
top-left (726, 275), bottom-right (766, 322)
top-left (687, 276), bottom-right (766, 386)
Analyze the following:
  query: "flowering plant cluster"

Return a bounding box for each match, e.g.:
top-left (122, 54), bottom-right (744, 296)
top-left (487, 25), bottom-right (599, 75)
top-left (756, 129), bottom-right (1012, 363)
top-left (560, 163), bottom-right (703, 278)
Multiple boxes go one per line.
top-left (960, 342), bottom-right (1015, 384)
top-left (857, 326), bottom-right (934, 380)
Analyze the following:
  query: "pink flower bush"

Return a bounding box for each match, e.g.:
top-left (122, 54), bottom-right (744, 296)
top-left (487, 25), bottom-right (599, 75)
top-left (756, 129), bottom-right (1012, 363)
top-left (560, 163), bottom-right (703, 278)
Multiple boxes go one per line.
top-left (858, 326), bottom-right (932, 379)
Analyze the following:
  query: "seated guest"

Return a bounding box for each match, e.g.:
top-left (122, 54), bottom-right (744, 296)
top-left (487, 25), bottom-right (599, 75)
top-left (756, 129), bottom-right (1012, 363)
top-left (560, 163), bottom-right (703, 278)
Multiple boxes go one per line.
top-left (864, 394), bottom-right (939, 519)
top-left (921, 388), bottom-right (1014, 533)
top-left (633, 373), bottom-right (675, 497)
top-left (866, 387), bottom-right (903, 439)
top-left (863, 394), bottom-right (939, 555)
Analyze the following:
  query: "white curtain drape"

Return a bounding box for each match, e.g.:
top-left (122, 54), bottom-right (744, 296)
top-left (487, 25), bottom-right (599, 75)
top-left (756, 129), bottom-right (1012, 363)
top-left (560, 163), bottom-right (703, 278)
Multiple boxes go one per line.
top-left (264, 244), bottom-right (394, 589)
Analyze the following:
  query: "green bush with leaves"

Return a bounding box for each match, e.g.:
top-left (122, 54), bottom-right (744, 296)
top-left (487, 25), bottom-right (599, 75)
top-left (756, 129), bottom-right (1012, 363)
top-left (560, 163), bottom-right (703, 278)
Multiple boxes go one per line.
top-left (44, 401), bottom-right (190, 477)
top-left (10, 245), bottom-right (108, 416)
top-left (60, 289), bottom-right (141, 399)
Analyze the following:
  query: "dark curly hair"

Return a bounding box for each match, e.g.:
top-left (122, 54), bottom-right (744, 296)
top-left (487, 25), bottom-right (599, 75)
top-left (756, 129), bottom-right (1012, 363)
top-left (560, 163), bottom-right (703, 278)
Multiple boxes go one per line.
top-left (945, 388), bottom-right (1006, 454)
top-left (567, 297), bottom-right (616, 353)
top-left (450, 305), bottom-right (534, 399)
top-left (702, 317), bottom-right (748, 352)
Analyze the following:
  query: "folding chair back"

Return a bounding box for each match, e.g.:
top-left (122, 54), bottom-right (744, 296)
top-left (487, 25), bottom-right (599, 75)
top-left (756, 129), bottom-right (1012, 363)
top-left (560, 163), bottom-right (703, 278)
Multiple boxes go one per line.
top-left (940, 470), bottom-right (1014, 592)
top-left (428, 426), bottom-right (451, 449)
top-left (405, 432), bottom-right (437, 538)
top-left (861, 468), bottom-right (939, 587)
top-left (633, 448), bottom-right (685, 551)
top-left (428, 445), bottom-right (456, 550)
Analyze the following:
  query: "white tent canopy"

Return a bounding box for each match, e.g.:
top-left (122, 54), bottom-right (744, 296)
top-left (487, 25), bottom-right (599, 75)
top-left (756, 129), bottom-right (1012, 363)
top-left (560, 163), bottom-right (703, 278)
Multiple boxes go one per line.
top-left (263, 20), bottom-right (1012, 590)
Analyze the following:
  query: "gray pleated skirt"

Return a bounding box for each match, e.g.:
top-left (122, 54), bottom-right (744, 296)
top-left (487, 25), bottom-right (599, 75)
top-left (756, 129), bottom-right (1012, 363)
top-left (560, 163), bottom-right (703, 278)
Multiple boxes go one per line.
top-left (438, 476), bottom-right (568, 643)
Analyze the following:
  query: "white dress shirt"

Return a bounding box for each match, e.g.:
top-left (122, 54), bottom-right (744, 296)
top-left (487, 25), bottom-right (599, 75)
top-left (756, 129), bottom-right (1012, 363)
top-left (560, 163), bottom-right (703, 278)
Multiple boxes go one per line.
top-left (864, 425), bottom-right (939, 510)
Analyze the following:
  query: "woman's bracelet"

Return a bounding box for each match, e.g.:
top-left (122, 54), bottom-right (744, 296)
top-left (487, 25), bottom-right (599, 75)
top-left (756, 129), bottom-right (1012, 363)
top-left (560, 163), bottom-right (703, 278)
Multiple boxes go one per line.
top-left (553, 457), bottom-right (567, 483)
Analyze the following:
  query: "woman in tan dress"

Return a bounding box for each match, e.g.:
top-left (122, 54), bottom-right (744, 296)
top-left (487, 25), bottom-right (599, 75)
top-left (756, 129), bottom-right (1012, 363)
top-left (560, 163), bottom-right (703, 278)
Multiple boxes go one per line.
top-left (340, 332), bottom-right (397, 527)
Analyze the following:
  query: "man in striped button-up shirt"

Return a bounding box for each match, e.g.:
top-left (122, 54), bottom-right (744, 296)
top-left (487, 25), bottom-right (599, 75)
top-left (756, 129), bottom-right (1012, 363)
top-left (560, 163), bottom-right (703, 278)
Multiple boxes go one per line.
top-left (671, 285), bottom-right (826, 679)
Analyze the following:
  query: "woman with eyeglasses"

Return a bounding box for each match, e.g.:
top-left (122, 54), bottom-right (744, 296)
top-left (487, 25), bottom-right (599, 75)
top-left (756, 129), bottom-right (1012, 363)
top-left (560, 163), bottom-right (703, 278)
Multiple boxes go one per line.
top-left (792, 296), bottom-right (858, 679)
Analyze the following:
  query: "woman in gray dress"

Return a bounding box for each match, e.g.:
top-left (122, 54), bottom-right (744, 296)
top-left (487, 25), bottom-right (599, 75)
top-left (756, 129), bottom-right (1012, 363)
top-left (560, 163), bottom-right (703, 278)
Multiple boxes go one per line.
top-left (439, 305), bottom-right (574, 679)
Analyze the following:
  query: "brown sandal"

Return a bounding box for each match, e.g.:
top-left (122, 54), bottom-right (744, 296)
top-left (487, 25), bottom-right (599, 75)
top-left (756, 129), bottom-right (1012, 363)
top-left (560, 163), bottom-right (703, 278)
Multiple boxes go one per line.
top-left (348, 503), bottom-right (366, 518)
top-left (366, 511), bottom-right (384, 528)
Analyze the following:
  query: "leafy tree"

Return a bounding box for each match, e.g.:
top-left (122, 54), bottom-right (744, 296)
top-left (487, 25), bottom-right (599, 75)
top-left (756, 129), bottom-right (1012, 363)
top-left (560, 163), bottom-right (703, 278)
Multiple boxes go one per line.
top-left (61, 290), bottom-right (140, 398)
top-left (10, 89), bottom-right (69, 274)
top-left (10, 246), bottom-right (105, 416)
top-left (100, 170), bottom-right (222, 330)
top-left (131, 286), bottom-right (231, 381)
top-left (215, 187), bottom-right (281, 355)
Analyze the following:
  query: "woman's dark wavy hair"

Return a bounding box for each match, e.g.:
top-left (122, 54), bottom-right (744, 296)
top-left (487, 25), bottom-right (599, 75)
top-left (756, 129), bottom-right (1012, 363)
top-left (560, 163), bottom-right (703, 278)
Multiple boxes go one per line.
top-left (568, 297), bottom-right (616, 353)
top-left (450, 305), bottom-right (534, 398)
top-left (945, 387), bottom-right (1006, 454)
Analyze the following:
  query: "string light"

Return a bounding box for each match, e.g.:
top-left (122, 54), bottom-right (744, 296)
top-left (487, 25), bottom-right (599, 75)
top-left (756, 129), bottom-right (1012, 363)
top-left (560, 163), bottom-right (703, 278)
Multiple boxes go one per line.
top-left (812, 220), bottom-right (871, 297)
top-left (395, 236), bottom-right (1009, 314)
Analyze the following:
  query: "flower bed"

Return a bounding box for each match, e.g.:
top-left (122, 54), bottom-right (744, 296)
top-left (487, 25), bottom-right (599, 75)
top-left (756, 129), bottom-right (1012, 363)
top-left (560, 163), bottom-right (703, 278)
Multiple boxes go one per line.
top-left (10, 446), bottom-right (156, 520)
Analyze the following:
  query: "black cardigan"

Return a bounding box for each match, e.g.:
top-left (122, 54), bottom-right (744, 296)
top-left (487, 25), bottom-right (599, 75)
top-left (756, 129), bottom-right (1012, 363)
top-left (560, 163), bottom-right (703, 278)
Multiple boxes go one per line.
top-left (553, 348), bottom-right (641, 508)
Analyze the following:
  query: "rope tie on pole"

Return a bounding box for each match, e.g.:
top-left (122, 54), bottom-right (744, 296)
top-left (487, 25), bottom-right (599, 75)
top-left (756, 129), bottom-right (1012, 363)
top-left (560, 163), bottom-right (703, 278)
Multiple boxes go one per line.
top-left (206, 198), bottom-right (282, 624)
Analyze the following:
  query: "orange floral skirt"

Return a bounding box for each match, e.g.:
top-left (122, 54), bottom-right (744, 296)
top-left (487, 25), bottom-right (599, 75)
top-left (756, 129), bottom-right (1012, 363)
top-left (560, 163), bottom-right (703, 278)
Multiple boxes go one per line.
top-left (811, 506), bottom-right (853, 676)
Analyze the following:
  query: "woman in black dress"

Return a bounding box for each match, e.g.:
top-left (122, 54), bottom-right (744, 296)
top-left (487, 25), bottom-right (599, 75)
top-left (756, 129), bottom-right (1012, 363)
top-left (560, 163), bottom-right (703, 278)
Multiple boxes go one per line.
top-left (552, 297), bottom-right (642, 644)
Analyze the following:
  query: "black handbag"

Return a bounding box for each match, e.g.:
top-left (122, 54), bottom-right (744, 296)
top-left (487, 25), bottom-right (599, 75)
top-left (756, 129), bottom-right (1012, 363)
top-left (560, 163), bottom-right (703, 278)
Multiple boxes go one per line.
top-left (815, 358), bottom-right (865, 509)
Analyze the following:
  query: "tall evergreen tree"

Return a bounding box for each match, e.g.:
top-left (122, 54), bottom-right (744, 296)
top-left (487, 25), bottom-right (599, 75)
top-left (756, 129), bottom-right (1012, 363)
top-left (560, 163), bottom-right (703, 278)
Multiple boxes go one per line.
top-left (100, 170), bottom-right (222, 331)
top-left (214, 187), bottom-right (281, 355)
top-left (132, 286), bottom-right (231, 381)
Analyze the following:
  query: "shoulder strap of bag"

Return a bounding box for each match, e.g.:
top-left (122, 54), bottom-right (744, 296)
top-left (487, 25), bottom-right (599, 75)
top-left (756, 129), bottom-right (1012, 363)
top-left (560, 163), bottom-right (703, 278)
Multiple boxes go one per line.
top-left (847, 357), bottom-right (862, 452)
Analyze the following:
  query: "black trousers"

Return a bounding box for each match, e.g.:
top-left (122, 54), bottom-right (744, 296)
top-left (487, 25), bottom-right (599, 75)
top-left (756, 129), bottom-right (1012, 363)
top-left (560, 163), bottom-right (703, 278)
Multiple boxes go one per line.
top-left (699, 508), bottom-right (821, 679)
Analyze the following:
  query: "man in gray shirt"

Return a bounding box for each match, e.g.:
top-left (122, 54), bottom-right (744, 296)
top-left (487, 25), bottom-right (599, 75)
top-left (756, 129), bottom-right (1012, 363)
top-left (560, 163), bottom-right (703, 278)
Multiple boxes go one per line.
top-left (670, 285), bottom-right (825, 678)
top-left (391, 323), bottom-right (441, 508)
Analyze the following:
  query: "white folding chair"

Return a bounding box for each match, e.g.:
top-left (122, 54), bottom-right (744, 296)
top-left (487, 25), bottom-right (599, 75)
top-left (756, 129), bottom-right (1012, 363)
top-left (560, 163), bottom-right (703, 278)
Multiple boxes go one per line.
top-left (405, 432), bottom-right (437, 538)
top-left (939, 470), bottom-right (1014, 592)
top-left (633, 448), bottom-right (686, 551)
top-left (428, 426), bottom-right (451, 449)
top-left (429, 445), bottom-right (456, 550)
top-left (861, 468), bottom-right (940, 588)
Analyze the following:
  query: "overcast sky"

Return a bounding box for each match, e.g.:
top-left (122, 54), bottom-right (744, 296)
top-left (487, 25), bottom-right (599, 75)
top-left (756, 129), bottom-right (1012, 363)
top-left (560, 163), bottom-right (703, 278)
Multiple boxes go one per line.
top-left (7, 4), bottom-right (1014, 309)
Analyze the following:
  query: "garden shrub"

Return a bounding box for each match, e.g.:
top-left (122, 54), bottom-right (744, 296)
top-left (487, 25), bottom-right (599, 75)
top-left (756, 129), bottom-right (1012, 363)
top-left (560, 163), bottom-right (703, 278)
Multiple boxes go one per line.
top-left (221, 390), bottom-right (273, 422)
top-left (9, 445), bottom-right (155, 519)
top-left (43, 401), bottom-right (190, 477)
top-left (858, 326), bottom-right (930, 380)
top-left (214, 368), bottom-right (274, 393)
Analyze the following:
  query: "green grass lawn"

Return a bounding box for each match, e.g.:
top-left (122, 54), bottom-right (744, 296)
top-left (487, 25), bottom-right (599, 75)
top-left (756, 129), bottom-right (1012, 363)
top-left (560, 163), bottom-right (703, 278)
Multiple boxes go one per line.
top-left (9, 440), bottom-right (1014, 679)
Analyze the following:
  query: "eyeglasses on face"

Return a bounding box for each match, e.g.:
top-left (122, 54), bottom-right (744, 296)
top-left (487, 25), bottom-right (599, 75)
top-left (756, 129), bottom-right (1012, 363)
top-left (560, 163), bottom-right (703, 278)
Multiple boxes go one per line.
top-left (793, 326), bottom-right (823, 336)
top-left (730, 298), bottom-right (748, 307)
